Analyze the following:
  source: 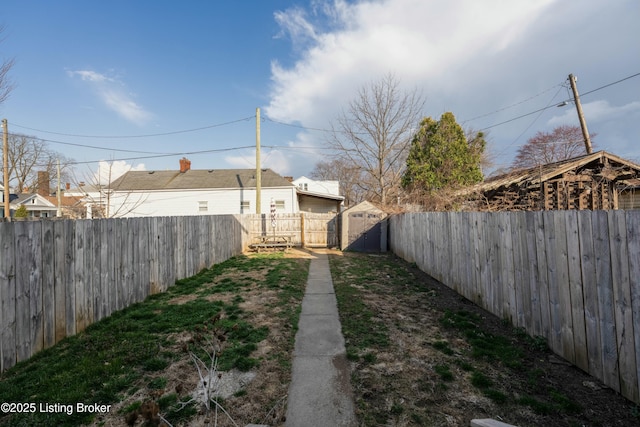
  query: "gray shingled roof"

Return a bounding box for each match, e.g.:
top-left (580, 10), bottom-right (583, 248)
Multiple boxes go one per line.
top-left (110, 168), bottom-right (294, 191)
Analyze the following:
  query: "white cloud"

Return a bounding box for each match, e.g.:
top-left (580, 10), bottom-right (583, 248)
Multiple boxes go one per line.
top-left (68, 69), bottom-right (153, 125)
top-left (264, 0), bottom-right (640, 173)
top-left (69, 70), bottom-right (114, 83)
top-left (225, 148), bottom-right (290, 175)
top-left (93, 160), bottom-right (146, 185)
top-left (224, 132), bottom-right (325, 176)
top-left (265, 0), bottom-right (555, 124)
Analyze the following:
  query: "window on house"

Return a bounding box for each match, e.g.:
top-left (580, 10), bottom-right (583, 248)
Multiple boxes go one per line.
top-left (198, 201), bottom-right (208, 212)
top-left (298, 183), bottom-right (308, 191)
top-left (275, 200), bottom-right (285, 211)
top-left (240, 200), bottom-right (250, 213)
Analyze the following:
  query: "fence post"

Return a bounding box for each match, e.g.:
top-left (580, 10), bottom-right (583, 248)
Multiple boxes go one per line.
top-left (300, 213), bottom-right (305, 247)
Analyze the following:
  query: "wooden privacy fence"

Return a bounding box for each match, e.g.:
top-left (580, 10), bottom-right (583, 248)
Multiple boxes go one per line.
top-left (0, 215), bottom-right (245, 372)
top-left (389, 210), bottom-right (640, 405)
top-left (239, 212), bottom-right (339, 249)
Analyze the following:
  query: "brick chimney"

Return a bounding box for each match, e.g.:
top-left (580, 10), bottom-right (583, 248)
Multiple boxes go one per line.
top-left (37, 171), bottom-right (50, 196)
top-left (179, 157), bottom-right (191, 173)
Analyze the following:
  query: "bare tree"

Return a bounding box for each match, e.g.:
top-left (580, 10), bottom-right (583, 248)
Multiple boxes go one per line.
top-left (310, 158), bottom-right (365, 207)
top-left (512, 125), bottom-right (596, 169)
top-left (328, 74), bottom-right (425, 207)
top-left (72, 160), bottom-right (147, 218)
top-left (467, 127), bottom-right (494, 174)
top-left (7, 133), bottom-right (73, 193)
top-left (0, 25), bottom-right (15, 105)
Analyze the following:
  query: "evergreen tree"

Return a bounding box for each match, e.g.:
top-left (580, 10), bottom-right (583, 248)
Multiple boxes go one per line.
top-left (14, 204), bottom-right (28, 218)
top-left (402, 112), bottom-right (485, 192)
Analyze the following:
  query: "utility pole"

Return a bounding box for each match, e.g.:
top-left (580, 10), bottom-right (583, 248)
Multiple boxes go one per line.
top-left (2, 119), bottom-right (9, 220)
top-left (56, 158), bottom-right (62, 217)
top-left (255, 107), bottom-right (261, 214)
top-left (568, 74), bottom-right (593, 154)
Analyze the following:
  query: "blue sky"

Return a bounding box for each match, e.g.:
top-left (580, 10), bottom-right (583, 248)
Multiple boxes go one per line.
top-left (2, 0), bottom-right (639, 184)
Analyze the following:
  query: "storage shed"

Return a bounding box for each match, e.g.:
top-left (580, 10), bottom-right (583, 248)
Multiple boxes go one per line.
top-left (340, 201), bottom-right (388, 252)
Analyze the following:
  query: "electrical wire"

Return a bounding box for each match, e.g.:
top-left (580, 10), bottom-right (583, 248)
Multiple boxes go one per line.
top-left (263, 116), bottom-right (333, 133)
top-left (461, 82), bottom-right (565, 124)
top-left (16, 145), bottom-right (257, 169)
top-left (580, 72), bottom-right (640, 97)
top-left (7, 132), bottom-right (173, 154)
top-left (481, 71), bottom-right (640, 131)
top-left (489, 84), bottom-right (565, 160)
top-left (9, 116), bottom-right (255, 138)
top-left (7, 72), bottom-right (638, 169)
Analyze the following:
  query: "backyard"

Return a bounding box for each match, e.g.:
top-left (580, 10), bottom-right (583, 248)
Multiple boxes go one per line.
top-left (0, 249), bottom-right (638, 426)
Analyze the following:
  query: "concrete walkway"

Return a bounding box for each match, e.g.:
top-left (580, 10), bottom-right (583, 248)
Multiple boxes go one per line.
top-left (285, 250), bottom-right (356, 427)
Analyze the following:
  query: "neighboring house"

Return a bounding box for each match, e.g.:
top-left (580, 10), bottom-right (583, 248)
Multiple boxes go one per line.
top-left (62, 182), bottom-right (109, 218)
top-left (293, 176), bottom-right (340, 195)
top-left (10, 193), bottom-right (58, 218)
top-left (4, 193), bottom-right (86, 219)
top-left (292, 176), bottom-right (344, 213)
top-left (108, 159), bottom-right (301, 217)
top-left (0, 183), bottom-right (18, 204)
top-left (461, 150), bottom-right (640, 211)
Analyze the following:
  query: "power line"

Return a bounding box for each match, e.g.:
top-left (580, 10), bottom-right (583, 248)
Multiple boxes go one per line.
top-left (580, 72), bottom-right (640, 97)
top-left (7, 132), bottom-right (172, 154)
top-left (263, 116), bottom-right (334, 133)
top-left (19, 145), bottom-right (258, 169)
top-left (489, 84), bottom-right (565, 160)
top-left (9, 116), bottom-right (255, 139)
top-left (481, 71), bottom-right (640, 132)
top-left (461, 82), bottom-right (565, 124)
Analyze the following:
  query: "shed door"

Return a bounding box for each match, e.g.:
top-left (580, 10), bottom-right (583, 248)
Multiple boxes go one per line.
top-left (348, 211), bottom-right (383, 252)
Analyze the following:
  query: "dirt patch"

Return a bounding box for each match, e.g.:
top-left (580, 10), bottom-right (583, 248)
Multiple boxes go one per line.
top-left (330, 251), bottom-right (639, 426)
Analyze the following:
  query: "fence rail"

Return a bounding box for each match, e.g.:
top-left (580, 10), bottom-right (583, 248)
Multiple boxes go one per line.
top-left (0, 215), bottom-right (245, 372)
top-left (389, 210), bottom-right (640, 405)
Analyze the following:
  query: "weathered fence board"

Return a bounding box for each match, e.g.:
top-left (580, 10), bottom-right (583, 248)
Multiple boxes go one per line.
top-left (565, 211), bottom-right (588, 372)
top-left (592, 211), bottom-right (620, 393)
top-left (15, 222), bottom-right (35, 362)
top-left (41, 221), bottom-right (55, 350)
top-left (74, 220), bottom-right (86, 333)
top-left (609, 210), bottom-right (638, 402)
top-left (626, 211), bottom-right (640, 403)
top-left (0, 214), bottom-right (246, 373)
top-left (390, 209), bottom-right (640, 405)
top-left (63, 220), bottom-right (76, 338)
top-left (534, 212), bottom-right (552, 340)
top-left (577, 212), bottom-right (602, 380)
top-left (525, 212), bottom-right (542, 337)
top-left (0, 223), bottom-right (16, 371)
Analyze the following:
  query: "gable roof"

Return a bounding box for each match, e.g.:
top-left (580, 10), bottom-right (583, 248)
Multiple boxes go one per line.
top-left (43, 195), bottom-right (85, 208)
top-left (469, 150), bottom-right (640, 193)
top-left (343, 200), bottom-right (386, 214)
top-left (110, 168), bottom-right (294, 191)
